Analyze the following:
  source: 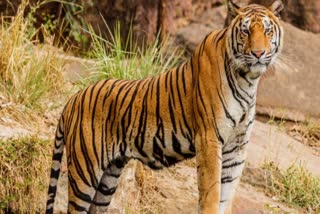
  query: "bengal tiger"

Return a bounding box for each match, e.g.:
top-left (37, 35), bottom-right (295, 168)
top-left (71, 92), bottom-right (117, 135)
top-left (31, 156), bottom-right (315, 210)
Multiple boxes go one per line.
top-left (46, 0), bottom-right (284, 213)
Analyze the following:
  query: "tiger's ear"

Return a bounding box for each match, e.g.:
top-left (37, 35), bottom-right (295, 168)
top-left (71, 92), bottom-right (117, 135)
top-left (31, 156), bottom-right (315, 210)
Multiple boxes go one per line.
top-left (269, 0), bottom-right (284, 17)
top-left (227, 0), bottom-right (240, 19)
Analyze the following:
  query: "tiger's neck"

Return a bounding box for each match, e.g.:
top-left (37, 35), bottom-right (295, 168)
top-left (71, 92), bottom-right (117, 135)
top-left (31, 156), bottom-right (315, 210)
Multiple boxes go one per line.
top-left (225, 56), bottom-right (261, 104)
top-left (189, 29), bottom-right (261, 131)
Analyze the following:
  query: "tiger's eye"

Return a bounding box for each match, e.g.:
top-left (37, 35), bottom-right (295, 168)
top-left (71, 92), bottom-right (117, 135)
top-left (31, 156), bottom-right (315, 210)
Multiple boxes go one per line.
top-left (265, 27), bottom-right (272, 34)
top-left (241, 29), bottom-right (249, 35)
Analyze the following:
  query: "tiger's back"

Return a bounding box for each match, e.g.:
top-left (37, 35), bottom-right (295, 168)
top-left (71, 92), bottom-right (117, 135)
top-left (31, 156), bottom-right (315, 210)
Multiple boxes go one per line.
top-left (64, 69), bottom-right (196, 171)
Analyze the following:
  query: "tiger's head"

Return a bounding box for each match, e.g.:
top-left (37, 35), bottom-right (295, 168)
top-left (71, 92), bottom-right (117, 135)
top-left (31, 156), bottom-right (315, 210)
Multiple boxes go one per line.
top-left (226, 0), bottom-right (284, 76)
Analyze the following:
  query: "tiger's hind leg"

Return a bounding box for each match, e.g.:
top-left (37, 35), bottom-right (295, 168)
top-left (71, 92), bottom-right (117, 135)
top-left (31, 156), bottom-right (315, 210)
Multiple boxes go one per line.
top-left (89, 157), bottom-right (128, 213)
top-left (67, 159), bottom-right (105, 213)
top-left (67, 171), bottom-right (100, 214)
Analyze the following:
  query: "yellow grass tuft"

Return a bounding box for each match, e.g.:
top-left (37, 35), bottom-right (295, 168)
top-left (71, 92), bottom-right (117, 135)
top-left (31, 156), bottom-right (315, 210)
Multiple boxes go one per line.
top-left (0, 135), bottom-right (52, 213)
top-left (0, 1), bottom-right (66, 112)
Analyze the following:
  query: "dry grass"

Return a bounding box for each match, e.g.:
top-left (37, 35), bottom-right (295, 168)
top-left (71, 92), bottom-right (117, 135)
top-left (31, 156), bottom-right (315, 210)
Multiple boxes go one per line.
top-left (264, 116), bottom-right (320, 155)
top-left (263, 162), bottom-right (320, 212)
top-left (131, 162), bottom-right (161, 214)
top-left (288, 120), bottom-right (320, 155)
top-left (0, 135), bottom-right (52, 213)
top-left (0, 2), bottom-right (70, 213)
top-left (0, 1), bottom-right (67, 113)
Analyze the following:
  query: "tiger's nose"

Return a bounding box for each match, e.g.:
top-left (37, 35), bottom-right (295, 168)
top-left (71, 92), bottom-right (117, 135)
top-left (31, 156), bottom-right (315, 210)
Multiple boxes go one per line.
top-left (251, 50), bottom-right (265, 59)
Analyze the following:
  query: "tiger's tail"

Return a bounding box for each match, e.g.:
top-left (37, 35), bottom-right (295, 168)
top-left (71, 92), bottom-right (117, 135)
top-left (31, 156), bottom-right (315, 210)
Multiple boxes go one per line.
top-left (45, 118), bottom-right (65, 214)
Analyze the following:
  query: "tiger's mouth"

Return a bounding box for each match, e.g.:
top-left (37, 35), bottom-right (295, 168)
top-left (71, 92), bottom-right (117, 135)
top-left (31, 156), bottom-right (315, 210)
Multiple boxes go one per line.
top-left (246, 55), bottom-right (273, 72)
top-left (248, 62), bottom-right (267, 74)
top-left (247, 57), bottom-right (271, 66)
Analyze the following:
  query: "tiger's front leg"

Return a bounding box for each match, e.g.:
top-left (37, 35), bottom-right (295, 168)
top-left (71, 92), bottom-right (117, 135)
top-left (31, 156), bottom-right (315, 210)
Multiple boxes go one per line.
top-left (219, 140), bottom-right (248, 214)
top-left (196, 132), bottom-right (222, 214)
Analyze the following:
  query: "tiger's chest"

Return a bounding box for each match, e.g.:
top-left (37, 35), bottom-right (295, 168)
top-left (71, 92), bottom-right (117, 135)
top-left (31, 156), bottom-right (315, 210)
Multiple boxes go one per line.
top-left (219, 102), bottom-right (256, 157)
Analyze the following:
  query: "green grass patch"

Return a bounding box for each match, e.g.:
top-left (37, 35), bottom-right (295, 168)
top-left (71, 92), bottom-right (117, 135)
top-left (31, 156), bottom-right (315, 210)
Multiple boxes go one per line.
top-left (0, 135), bottom-right (52, 213)
top-left (76, 21), bottom-right (184, 88)
top-left (263, 162), bottom-right (320, 212)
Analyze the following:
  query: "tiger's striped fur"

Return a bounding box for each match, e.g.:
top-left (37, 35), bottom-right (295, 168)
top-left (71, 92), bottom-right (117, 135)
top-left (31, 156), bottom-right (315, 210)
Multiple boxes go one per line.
top-left (46, 1), bottom-right (284, 213)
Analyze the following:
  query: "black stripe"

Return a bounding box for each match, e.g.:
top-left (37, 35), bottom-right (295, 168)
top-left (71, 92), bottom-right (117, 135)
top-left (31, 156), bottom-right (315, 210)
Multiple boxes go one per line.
top-left (214, 28), bottom-right (227, 49)
top-left (97, 184), bottom-right (116, 195)
top-left (109, 81), bottom-right (129, 132)
top-left (217, 88), bottom-right (236, 127)
top-left (155, 77), bottom-right (166, 147)
top-left (164, 71), bottom-right (169, 91)
top-left (221, 176), bottom-right (239, 184)
top-left (239, 69), bottom-right (254, 87)
top-left (169, 71), bottom-right (177, 109)
top-left (181, 63), bottom-right (187, 95)
top-left (102, 79), bottom-right (121, 107)
top-left (153, 137), bottom-right (164, 163)
top-left (69, 201), bottom-right (88, 212)
top-left (138, 83), bottom-right (151, 155)
top-left (224, 58), bottom-right (246, 109)
top-left (52, 151), bottom-right (63, 161)
top-left (222, 160), bottom-right (244, 169)
top-left (49, 168), bottom-right (60, 179)
top-left (46, 207), bottom-right (53, 214)
top-left (88, 82), bottom-right (99, 111)
top-left (175, 64), bottom-right (193, 146)
top-left (91, 80), bottom-right (109, 168)
top-left (55, 134), bottom-right (64, 141)
top-left (47, 185), bottom-right (57, 197)
top-left (69, 175), bottom-right (92, 203)
top-left (119, 80), bottom-right (136, 108)
top-left (164, 155), bottom-right (179, 166)
top-left (199, 33), bottom-right (210, 55)
top-left (92, 201), bottom-right (111, 206)
top-left (168, 96), bottom-right (177, 132)
top-left (240, 112), bottom-right (246, 123)
top-left (120, 80), bottom-right (140, 131)
top-left (149, 77), bottom-right (156, 100)
top-left (80, 127), bottom-right (98, 188)
top-left (133, 83), bottom-right (149, 158)
top-left (222, 157), bottom-right (234, 164)
top-left (196, 80), bottom-right (208, 115)
top-left (222, 141), bottom-right (248, 155)
top-left (209, 105), bottom-right (225, 145)
top-left (172, 133), bottom-right (194, 159)
top-left (72, 133), bottom-right (91, 186)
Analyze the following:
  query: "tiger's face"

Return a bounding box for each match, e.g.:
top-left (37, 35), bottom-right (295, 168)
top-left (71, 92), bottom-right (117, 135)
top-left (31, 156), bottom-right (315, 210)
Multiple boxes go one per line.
top-left (227, 0), bottom-right (284, 75)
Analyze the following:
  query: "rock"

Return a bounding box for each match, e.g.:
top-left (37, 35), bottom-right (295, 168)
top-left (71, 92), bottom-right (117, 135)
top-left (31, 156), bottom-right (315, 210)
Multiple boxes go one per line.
top-left (108, 160), bottom-right (141, 213)
top-left (250, 0), bottom-right (320, 33)
top-left (249, 120), bottom-right (320, 176)
top-left (0, 124), bottom-right (30, 138)
top-left (176, 6), bottom-right (320, 119)
top-left (175, 5), bottom-right (226, 52)
top-left (233, 182), bottom-right (299, 214)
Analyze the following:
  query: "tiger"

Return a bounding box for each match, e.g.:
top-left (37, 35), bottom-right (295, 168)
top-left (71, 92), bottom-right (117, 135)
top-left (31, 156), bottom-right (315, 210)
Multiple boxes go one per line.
top-left (45, 0), bottom-right (284, 213)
